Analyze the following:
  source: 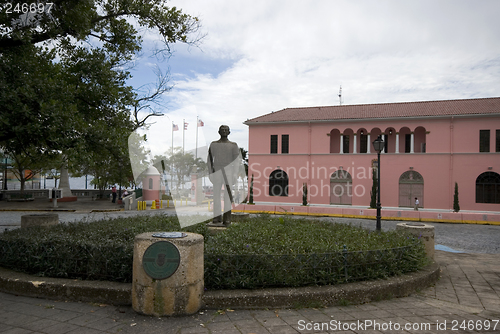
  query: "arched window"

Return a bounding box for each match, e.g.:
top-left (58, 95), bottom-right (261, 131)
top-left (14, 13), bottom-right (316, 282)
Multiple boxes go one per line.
top-left (269, 170), bottom-right (288, 196)
top-left (358, 128), bottom-right (368, 153)
top-left (399, 127), bottom-right (411, 153)
top-left (343, 128), bottom-right (354, 154)
top-left (149, 178), bottom-right (153, 189)
top-left (414, 126), bottom-right (427, 153)
top-left (329, 129), bottom-right (341, 153)
top-left (384, 127), bottom-right (397, 153)
top-left (330, 170), bottom-right (352, 205)
top-left (476, 172), bottom-right (500, 204)
top-left (399, 170), bottom-right (424, 207)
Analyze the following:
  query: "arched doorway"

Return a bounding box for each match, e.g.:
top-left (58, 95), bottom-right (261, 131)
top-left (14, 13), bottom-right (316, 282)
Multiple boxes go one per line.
top-left (269, 169), bottom-right (288, 196)
top-left (476, 172), bottom-right (500, 204)
top-left (399, 170), bottom-right (424, 208)
top-left (330, 170), bottom-right (352, 205)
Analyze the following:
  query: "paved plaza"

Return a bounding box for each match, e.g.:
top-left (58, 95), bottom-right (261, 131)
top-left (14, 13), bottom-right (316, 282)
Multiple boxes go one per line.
top-left (1, 198), bottom-right (499, 254)
top-left (0, 200), bottom-right (499, 333)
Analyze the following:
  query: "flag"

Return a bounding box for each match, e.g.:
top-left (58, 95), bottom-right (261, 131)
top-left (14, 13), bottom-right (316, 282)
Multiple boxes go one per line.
top-left (184, 122), bottom-right (189, 130)
top-left (172, 123), bottom-right (179, 131)
top-left (198, 119), bottom-right (204, 127)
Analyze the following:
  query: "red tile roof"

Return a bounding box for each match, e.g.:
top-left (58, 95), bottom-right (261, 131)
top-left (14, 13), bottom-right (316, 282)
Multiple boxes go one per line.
top-left (244, 97), bottom-right (500, 124)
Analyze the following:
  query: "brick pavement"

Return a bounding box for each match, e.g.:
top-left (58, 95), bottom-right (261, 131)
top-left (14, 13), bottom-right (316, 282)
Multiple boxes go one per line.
top-left (0, 251), bottom-right (499, 334)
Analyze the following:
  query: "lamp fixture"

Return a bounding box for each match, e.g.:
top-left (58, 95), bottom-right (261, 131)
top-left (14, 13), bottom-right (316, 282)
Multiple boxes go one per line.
top-left (372, 135), bottom-right (384, 153)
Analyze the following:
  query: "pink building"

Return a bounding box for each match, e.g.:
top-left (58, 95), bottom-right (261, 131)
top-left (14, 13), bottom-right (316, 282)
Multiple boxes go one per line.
top-left (244, 97), bottom-right (500, 212)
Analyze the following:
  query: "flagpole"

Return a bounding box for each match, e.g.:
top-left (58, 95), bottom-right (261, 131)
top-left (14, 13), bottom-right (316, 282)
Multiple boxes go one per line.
top-left (171, 121), bottom-right (174, 196)
top-left (195, 116), bottom-right (198, 160)
top-left (182, 119), bottom-right (185, 155)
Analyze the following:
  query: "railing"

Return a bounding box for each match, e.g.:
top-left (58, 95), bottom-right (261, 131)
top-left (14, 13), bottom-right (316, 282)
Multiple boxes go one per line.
top-left (0, 189), bottom-right (113, 200)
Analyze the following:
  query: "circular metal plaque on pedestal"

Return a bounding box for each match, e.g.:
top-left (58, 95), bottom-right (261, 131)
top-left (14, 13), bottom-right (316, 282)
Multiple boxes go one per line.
top-left (152, 232), bottom-right (187, 238)
top-left (142, 241), bottom-right (180, 280)
top-left (406, 223), bottom-right (425, 227)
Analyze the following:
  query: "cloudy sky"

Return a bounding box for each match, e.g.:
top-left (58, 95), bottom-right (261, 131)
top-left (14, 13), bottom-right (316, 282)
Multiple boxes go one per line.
top-left (127, 0), bottom-right (500, 156)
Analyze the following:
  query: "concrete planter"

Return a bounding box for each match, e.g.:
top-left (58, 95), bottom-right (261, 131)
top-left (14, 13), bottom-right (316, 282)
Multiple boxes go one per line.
top-left (396, 223), bottom-right (435, 259)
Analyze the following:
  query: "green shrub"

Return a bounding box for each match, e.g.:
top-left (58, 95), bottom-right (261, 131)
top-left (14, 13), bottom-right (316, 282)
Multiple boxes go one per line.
top-left (302, 183), bottom-right (308, 206)
top-left (203, 216), bottom-right (427, 289)
top-left (0, 215), bottom-right (186, 282)
top-left (453, 182), bottom-right (460, 212)
top-left (0, 215), bottom-right (427, 289)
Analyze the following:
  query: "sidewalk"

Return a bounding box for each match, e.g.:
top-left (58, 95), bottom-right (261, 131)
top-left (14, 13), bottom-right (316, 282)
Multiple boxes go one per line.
top-left (0, 251), bottom-right (499, 333)
top-left (235, 203), bottom-right (500, 225)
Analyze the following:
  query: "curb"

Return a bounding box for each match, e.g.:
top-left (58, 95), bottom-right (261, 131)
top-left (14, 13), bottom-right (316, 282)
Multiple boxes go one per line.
top-left (204, 262), bottom-right (440, 309)
top-left (0, 267), bottom-right (131, 305)
top-left (90, 209), bottom-right (124, 212)
top-left (0, 262), bottom-right (440, 309)
top-left (233, 209), bottom-right (500, 225)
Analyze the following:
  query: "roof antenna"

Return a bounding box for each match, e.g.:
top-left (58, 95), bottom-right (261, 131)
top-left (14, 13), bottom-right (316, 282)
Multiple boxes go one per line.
top-left (338, 85), bottom-right (343, 106)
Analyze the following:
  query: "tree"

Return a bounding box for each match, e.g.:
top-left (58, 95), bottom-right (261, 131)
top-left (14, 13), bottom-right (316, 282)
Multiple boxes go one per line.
top-left (132, 66), bottom-right (173, 130)
top-left (0, 43), bottom-right (73, 156)
top-left (236, 147), bottom-right (248, 203)
top-left (239, 148), bottom-right (248, 177)
top-left (370, 167), bottom-right (377, 209)
top-left (1, 0), bottom-right (201, 144)
top-left (248, 174), bottom-right (254, 204)
top-left (7, 149), bottom-right (56, 192)
top-left (162, 148), bottom-right (205, 195)
top-left (0, 1), bottom-right (201, 55)
top-left (69, 100), bottom-right (135, 197)
top-left (453, 182), bottom-right (460, 212)
top-left (302, 183), bottom-right (308, 206)
top-left (0, 1), bottom-right (202, 190)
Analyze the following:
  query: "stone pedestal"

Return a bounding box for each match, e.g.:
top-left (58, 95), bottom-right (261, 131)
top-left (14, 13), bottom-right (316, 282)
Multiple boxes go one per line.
top-left (21, 214), bottom-right (59, 229)
top-left (396, 223), bottom-right (435, 259)
top-left (132, 232), bottom-right (204, 317)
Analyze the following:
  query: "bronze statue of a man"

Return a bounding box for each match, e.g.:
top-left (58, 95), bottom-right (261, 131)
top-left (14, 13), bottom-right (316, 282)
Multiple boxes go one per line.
top-left (207, 125), bottom-right (240, 226)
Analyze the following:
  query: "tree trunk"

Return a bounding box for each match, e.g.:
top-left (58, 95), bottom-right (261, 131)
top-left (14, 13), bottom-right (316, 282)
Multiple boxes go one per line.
top-left (20, 173), bottom-right (25, 193)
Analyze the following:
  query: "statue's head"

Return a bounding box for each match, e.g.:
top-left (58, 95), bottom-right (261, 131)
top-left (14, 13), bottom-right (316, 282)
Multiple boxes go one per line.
top-left (218, 125), bottom-right (230, 137)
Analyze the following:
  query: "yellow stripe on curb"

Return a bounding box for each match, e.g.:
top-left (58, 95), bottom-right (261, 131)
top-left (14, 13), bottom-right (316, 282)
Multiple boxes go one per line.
top-left (232, 210), bottom-right (500, 225)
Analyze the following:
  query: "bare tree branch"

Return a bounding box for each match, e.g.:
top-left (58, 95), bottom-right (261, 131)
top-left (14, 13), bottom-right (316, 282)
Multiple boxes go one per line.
top-left (132, 66), bottom-right (172, 130)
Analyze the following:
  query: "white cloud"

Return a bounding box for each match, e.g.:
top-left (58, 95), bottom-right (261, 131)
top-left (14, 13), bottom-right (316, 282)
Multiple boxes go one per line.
top-left (131, 0), bottom-right (500, 151)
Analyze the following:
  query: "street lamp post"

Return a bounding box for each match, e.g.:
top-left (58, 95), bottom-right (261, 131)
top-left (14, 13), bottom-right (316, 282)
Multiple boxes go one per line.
top-left (373, 135), bottom-right (384, 231)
